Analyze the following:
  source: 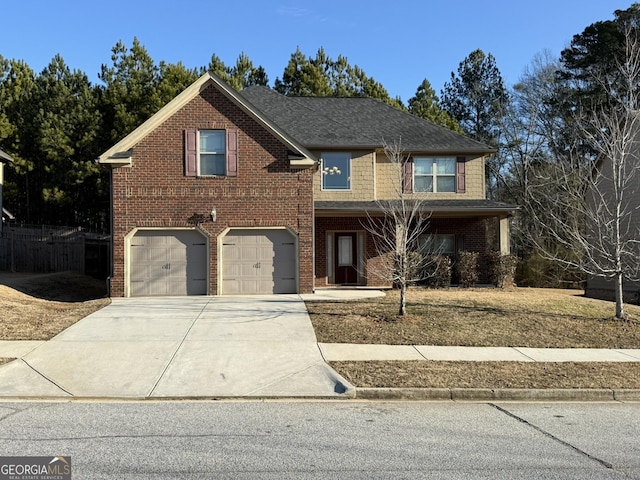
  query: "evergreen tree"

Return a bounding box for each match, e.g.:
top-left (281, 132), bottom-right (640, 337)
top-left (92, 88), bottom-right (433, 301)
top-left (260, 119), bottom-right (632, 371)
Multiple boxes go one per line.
top-left (208, 52), bottom-right (268, 91)
top-left (275, 47), bottom-right (404, 108)
top-left (441, 49), bottom-right (509, 198)
top-left (441, 49), bottom-right (508, 145)
top-left (408, 79), bottom-right (462, 132)
top-left (98, 38), bottom-right (163, 144)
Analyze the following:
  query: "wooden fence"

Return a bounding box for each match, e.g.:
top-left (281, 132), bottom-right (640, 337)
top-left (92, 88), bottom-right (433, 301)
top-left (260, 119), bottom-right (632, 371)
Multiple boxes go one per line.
top-left (0, 225), bottom-right (110, 278)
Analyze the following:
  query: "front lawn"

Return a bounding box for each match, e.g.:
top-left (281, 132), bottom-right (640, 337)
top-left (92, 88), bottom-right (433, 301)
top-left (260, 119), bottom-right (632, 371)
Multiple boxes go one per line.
top-left (307, 288), bottom-right (640, 348)
top-left (307, 288), bottom-right (640, 389)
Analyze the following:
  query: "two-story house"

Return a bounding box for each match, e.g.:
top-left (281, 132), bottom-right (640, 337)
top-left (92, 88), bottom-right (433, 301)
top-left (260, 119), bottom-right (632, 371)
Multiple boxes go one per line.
top-left (98, 72), bottom-right (515, 297)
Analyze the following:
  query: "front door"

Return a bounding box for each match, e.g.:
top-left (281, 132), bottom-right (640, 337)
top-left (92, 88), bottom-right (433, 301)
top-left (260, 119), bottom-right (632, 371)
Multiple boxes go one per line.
top-left (334, 233), bottom-right (358, 284)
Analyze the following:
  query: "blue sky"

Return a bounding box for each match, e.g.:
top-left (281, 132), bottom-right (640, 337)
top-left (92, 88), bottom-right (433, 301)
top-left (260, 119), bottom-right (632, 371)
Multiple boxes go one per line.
top-left (0, 1), bottom-right (633, 102)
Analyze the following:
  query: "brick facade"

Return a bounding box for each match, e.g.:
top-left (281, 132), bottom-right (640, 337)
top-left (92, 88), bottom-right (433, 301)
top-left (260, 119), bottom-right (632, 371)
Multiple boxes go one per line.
top-left (314, 215), bottom-right (491, 288)
top-left (109, 84), bottom-right (314, 296)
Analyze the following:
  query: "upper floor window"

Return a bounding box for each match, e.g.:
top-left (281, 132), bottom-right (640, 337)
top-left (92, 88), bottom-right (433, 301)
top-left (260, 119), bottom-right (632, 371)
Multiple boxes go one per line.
top-left (321, 152), bottom-right (351, 190)
top-left (184, 128), bottom-right (238, 177)
top-left (414, 157), bottom-right (456, 193)
top-left (199, 130), bottom-right (226, 175)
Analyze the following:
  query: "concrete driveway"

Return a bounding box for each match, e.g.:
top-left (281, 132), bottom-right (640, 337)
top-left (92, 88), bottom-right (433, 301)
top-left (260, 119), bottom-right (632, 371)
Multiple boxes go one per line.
top-left (0, 295), bottom-right (354, 398)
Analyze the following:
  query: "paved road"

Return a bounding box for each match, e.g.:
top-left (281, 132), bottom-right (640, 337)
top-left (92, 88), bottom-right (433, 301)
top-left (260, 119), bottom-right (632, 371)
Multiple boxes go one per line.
top-left (0, 401), bottom-right (638, 479)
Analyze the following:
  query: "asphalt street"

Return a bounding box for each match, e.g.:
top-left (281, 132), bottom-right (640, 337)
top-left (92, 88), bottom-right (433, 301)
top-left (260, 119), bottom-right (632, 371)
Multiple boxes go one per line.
top-left (0, 400), bottom-right (638, 479)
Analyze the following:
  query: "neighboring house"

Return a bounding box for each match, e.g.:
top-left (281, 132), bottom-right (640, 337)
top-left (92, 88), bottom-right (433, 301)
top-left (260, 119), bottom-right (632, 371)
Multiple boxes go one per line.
top-left (0, 149), bottom-right (13, 235)
top-left (584, 147), bottom-right (640, 304)
top-left (98, 72), bottom-right (515, 297)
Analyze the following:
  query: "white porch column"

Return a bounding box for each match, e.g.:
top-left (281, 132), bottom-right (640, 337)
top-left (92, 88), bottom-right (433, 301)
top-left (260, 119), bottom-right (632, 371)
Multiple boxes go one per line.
top-left (499, 217), bottom-right (510, 255)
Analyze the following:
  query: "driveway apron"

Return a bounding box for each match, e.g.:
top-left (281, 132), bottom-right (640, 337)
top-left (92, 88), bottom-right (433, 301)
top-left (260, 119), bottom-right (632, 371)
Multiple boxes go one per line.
top-left (0, 296), bottom-right (353, 398)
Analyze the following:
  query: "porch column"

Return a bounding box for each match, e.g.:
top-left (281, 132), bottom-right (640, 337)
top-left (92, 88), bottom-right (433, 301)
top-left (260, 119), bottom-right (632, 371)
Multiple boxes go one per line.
top-left (499, 217), bottom-right (510, 255)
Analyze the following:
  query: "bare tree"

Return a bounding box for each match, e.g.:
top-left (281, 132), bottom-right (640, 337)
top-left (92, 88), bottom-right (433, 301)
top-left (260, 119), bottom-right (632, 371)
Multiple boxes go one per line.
top-left (525, 26), bottom-right (640, 319)
top-left (362, 140), bottom-right (439, 316)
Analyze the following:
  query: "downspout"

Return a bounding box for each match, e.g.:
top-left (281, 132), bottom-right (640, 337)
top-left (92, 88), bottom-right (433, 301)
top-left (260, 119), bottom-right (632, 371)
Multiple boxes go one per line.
top-left (311, 163), bottom-right (316, 294)
top-left (108, 167), bottom-right (114, 296)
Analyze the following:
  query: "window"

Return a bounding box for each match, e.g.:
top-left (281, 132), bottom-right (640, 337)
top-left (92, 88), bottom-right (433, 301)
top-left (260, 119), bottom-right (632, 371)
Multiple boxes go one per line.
top-left (199, 130), bottom-right (226, 175)
top-left (184, 128), bottom-right (238, 177)
top-left (419, 234), bottom-right (455, 255)
top-left (321, 153), bottom-right (351, 190)
top-left (414, 157), bottom-right (456, 193)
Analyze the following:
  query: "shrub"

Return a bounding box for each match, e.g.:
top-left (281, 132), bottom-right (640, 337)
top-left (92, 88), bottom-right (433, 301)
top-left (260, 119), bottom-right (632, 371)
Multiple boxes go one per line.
top-left (422, 255), bottom-right (452, 288)
top-left (515, 251), bottom-right (584, 288)
top-left (457, 251), bottom-right (479, 288)
top-left (487, 251), bottom-right (518, 288)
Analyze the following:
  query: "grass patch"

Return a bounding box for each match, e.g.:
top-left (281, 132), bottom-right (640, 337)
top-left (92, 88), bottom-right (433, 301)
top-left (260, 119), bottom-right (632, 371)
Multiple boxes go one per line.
top-left (0, 272), bottom-right (110, 340)
top-left (307, 288), bottom-right (640, 348)
top-left (331, 361), bottom-right (640, 389)
top-left (310, 288), bottom-right (640, 389)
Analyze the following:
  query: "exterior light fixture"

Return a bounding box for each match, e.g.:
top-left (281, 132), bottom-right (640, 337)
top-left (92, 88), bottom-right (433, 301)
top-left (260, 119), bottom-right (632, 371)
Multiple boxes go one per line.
top-left (322, 166), bottom-right (342, 175)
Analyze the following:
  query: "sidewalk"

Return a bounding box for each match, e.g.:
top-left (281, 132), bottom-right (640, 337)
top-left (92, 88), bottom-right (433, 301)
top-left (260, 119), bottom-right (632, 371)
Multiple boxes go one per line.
top-left (318, 344), bottom-right (640, 362)
top-left (3, 340), bottom-right (640, 363)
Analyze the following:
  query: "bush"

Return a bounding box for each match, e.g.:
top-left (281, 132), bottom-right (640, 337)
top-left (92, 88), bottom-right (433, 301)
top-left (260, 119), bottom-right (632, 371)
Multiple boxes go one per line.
top-left (457, 251), bottom-right (479, 288)
top-left (422, 255), bottom-right (452, 288)
top-left (515, 251), bottom-right (584, 288)
top-left (487, 251), bottom-right (518, 288)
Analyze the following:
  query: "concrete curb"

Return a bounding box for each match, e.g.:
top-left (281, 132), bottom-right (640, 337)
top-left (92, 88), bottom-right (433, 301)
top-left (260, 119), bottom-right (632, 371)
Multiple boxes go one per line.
top-left (355, 388), bottom-right (640, 402)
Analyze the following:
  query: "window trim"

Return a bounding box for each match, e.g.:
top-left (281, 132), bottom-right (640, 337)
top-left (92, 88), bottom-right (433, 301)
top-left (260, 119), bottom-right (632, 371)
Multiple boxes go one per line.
top-left (321, 152), bottom-right (351, 191)
top-left (198, 129), bottom-right (226, 177)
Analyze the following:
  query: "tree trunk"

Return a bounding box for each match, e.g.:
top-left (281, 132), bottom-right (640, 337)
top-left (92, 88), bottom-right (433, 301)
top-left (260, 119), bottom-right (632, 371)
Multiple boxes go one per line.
top-left (615, 271), bottom-right (625, 320)
top-left (399, 283), bottom-right (407, 316)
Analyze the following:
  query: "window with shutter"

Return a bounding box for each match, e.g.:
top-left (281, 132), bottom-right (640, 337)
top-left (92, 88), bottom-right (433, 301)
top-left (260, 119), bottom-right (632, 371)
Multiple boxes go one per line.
top-left (184, 128), bottom-right (238, 177)
top-left (413, 157), bottom-right (456, 193)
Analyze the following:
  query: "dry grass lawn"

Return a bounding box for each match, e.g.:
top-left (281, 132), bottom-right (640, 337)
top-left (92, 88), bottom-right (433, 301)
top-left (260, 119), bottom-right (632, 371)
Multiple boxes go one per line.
top-left (308, 288), bottom-right (640, 348)
top-left (308, 287), bottom-right (640, 389)
top-left (0, 272), bottom-right (110, 341)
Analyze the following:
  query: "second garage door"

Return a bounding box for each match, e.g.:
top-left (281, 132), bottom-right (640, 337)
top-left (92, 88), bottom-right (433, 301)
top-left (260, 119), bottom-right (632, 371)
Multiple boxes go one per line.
top-left (222, 229), bottom-right (297, 294)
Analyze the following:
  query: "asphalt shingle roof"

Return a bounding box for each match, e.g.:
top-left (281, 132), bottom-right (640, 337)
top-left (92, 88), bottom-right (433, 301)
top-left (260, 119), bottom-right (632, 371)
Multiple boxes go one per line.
top-left (315, 200), bottom-right (516, 215)
top-left (240, 86), bottom-right (494, 154)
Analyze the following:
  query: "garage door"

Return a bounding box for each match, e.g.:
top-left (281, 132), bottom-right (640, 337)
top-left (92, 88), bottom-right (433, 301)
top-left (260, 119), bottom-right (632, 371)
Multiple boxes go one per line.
top-left (130, 230), bottom-right (207, 296)
top-left (222, 229), bottom-right (296, 294)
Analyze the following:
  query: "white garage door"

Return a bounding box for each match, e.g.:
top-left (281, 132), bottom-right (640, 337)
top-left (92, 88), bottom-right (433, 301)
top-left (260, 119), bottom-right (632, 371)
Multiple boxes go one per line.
top-left (130, 230), bottom-right (207, 296)
top-left (222, 229), bottom-right (296, 294)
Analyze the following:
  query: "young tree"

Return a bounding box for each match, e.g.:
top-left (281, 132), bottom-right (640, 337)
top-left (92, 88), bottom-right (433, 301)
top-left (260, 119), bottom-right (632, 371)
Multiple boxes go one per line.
top-left (526, 26), bottom-right (640, 319)
top-left (362, 140), bottom-right (438, 316)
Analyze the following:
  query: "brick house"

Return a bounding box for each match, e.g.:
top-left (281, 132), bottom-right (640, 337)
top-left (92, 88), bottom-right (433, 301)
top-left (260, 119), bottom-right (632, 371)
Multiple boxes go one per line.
top-left (99, 72), bottom-right (515, 296)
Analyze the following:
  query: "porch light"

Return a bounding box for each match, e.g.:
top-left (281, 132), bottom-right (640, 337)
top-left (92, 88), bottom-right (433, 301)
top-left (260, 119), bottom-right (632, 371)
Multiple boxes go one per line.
top-left (322, 166), bottom-right (342, 175)
top-left (211, 208), bottom-right (217, 222)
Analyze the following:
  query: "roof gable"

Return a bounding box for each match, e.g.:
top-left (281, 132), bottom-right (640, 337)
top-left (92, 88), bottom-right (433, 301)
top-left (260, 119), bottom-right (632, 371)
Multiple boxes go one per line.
top-left (98, 72), bottom-right (315, 168)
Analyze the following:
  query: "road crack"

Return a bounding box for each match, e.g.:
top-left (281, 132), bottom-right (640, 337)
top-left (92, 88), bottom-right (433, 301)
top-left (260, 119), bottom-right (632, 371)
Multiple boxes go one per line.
top-left (490, 403), bottom-right (614, 470)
